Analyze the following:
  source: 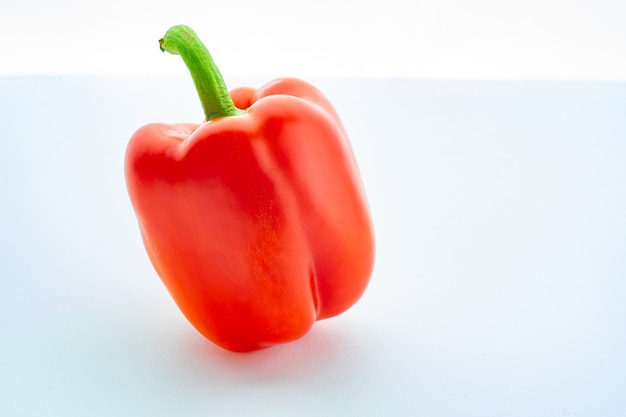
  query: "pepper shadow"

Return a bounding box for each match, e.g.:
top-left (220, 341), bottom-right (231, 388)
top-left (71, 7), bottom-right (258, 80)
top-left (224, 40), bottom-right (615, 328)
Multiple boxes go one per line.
top-left (177, 317), bottom-right (364, 384)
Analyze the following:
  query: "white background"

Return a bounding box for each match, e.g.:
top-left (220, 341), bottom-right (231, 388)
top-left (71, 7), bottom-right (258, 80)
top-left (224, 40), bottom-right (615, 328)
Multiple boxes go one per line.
top-left (1, 76), bottom-right (625, 417)
top-left (1, 0), bottom-right (625, 79)
top-left (1, 1), bottom-right (625, 416)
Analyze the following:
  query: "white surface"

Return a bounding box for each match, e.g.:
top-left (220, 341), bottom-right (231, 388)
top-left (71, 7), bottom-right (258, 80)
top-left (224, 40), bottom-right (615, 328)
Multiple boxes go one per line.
top-left (1, 77), bottom-right (625, 416)
top-left (1, 0), bottom-right (626, 79)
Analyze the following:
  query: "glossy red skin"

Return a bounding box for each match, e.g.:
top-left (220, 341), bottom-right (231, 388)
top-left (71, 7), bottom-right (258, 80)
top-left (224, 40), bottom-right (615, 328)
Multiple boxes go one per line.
top-left (125, 78), bottom-right (374, 352)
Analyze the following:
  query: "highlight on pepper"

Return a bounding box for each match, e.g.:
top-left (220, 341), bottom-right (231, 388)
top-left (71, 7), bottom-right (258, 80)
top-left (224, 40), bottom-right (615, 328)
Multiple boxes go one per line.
top-left (125, 25), bottom-right (375, 352)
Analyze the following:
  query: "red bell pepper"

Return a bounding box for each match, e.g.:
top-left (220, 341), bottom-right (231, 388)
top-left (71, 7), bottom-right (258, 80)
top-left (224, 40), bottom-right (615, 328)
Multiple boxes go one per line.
top-left (125, 25), bottom-right (375, 352)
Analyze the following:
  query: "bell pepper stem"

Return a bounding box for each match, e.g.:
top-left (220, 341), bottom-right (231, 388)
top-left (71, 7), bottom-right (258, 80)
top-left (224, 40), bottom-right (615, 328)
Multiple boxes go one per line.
top-left (159, 25), bottom-right (243, 121)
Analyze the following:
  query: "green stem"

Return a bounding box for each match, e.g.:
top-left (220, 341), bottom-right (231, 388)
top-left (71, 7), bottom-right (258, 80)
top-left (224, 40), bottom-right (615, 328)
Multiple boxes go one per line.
top-left (159, 25), bottom-right (243, 121)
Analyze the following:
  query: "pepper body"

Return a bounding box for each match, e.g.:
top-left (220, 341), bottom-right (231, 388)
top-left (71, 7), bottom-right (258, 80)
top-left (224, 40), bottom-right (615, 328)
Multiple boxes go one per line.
top-left (126, 78), bottom-right (374, 352)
